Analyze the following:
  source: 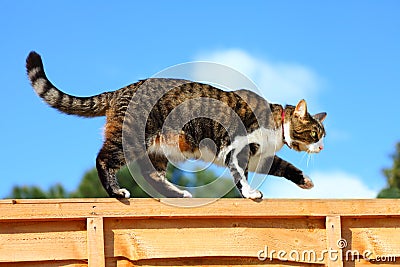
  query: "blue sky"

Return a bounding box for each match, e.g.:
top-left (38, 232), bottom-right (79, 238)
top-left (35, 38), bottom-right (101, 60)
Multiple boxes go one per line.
top-left (1, 1), bottom-right (399, 198)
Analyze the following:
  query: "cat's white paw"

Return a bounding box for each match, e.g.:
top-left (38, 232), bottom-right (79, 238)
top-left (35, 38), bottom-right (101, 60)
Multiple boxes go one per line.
top-left (118, 188), bottom-right (131, 198)
top-left (182, 190), bottom-right (193, 198)
top-left (298, 175), bottom-right (314, 189)
top-left (242, 189), bottom-right (263, 199)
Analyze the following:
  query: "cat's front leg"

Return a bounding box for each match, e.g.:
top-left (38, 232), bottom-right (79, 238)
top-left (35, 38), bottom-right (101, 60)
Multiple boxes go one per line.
top-left (226, 148), bottom-right (263, 199)
top-left (262, 156), bottom-right (314, 189)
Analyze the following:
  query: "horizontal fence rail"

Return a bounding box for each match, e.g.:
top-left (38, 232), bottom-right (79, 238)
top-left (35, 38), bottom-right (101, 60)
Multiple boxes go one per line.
top-left (0, 198), bottom-right (400, 267)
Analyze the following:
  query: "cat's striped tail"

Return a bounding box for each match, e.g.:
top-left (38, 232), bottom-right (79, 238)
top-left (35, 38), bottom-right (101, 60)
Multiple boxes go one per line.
top-left (26, 51), bottom-right (111, 117)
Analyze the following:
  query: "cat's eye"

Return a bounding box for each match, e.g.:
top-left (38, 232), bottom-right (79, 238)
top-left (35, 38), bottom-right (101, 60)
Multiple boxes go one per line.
top-left (311, 131), bottom-right (317, 138)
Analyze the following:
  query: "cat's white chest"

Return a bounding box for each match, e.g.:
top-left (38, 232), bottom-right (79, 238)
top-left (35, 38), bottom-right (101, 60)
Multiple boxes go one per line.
top-left (218, 127), bottom-right (284, 167)
top-left (249, 127), bottom-right (284, 155)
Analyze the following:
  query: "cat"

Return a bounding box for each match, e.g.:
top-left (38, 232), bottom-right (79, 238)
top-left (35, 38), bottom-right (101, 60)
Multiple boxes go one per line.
top-left (26, 51), bottom-right (327, 199)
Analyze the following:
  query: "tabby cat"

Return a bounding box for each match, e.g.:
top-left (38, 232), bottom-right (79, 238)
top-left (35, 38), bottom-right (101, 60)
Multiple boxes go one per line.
top-left (26, 51), bottom-right (326, 199)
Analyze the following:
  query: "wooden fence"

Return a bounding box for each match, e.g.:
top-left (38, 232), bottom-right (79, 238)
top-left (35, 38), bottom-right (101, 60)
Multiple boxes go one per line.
top-left (0, 198), bottom-right (399, 267)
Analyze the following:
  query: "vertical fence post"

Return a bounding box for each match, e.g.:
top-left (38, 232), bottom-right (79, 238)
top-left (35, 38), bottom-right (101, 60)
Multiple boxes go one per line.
top-left (87, 217), bottom-right (106, 267)
top-left (326, 215), bottom-right (344, 267)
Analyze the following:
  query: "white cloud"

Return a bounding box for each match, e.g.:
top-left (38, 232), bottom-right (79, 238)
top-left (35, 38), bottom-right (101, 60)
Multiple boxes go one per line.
top-left (194, 49), bottom-right (320, 106)
top-left (259, 170), bottom-right (378, 199)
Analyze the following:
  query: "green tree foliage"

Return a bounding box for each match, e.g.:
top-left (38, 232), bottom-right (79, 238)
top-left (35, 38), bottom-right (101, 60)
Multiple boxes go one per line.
top-left (69, 168), bottom-right (108, 198)
top-left (7, 163), bottom-right (241, 198)
top-left (171, 166), bottom-right (240, 197)
top-left (377, 142), bottom-right (400, 198)
top-left (69, 165), bottom-right (150, 198)
top-left (8, 184), bottom-right (68, 199)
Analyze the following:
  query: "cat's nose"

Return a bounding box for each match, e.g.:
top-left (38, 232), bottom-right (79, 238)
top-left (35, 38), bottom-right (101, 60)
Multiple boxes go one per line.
top-left (319, 145), bottom-right (324, 151)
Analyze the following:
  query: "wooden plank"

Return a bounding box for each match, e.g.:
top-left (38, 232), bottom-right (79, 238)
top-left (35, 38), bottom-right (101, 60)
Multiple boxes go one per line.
top-left (86, 217), bottom-right (105, 267)
top-left (0, 199), bottom-right (399, 266)
top-left (325, 216), bottom-right (343, 267)
top-left (0, 260), bottom-right (87, 267)
top-left (341, 217), bottom-right (400, 262)
top-left (0, 220), bottom-right (87, 262)
top-left (104, 217), bottom-right (327, 264)
top-left (2, 199), bottom-right (400, 220)
top-left (352, 258), bottom-right (400, 266)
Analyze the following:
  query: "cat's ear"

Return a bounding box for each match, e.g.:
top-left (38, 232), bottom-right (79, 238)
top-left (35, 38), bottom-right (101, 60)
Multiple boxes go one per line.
top-left (313, 112), bottom-right (327, 123)
top-left (294, 99), bottom-right (307, 118)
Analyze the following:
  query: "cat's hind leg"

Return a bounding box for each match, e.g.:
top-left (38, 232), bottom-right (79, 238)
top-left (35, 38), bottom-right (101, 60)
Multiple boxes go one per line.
top-left (137, 154), bottom-right (192, 198)
top-left (96, 108), bottom-right (134, 198)
top-left (96, 142), bottom-right (130, 198)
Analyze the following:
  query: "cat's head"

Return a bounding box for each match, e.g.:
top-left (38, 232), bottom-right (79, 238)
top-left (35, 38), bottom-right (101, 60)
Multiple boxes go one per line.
top-left (284, 100), bottom-right (327, 153)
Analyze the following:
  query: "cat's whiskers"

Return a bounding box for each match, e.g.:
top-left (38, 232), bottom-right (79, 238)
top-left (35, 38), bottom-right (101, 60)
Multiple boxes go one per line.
top-left (300, 151), bottom-right (309, 166)
top-left (307, 153), bottom-right (313, 168)
top-left (311, 149), bottom-right (319, 167)
top-left (305, 149), bottom-right (315, 167)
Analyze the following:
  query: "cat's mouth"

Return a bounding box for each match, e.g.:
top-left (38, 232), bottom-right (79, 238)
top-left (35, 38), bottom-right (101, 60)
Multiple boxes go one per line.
top-left (291, 141), bottom-right (324, 154)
